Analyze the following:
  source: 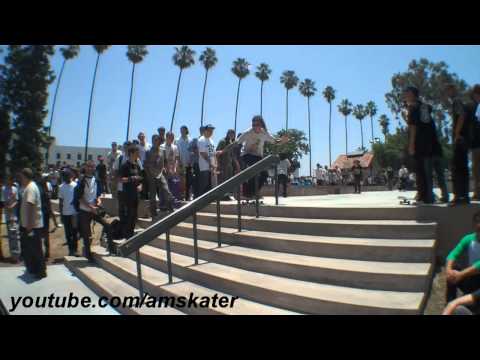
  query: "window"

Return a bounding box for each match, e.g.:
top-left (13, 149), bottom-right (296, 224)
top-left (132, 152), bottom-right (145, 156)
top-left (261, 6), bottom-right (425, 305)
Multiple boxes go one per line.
top-left (66, 153), bottom-right (71, 160)
top-left (88, 154), bottom-right (93, 161)
top-left (56, 153), bottom-right (61, 160)
top-left (77, 153), bottom-right (82, 161)
top-left (76, 162), bottom-right (81, 167)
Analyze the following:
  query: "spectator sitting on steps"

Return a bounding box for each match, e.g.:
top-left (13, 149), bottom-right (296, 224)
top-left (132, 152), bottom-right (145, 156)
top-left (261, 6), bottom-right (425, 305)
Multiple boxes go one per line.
top-left (445, 211), bottom-right (480, 308)
top-left (443, 289), bottom-right (480, 315)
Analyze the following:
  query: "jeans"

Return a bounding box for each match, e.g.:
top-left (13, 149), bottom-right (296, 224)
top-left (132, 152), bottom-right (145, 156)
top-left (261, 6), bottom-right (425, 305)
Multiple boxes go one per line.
top-left (78, 210), bottom-right (111, 260)
top-left (148, 174), bottom-right (173, 218)
top-left (123, 198), bottom-right (138, 239)
top-left (193, 163), bottom-right (201, 199)
top-left (118, 191), bottom-right (127, 225)
top-left (446, 273), bottom-right (480, 303)
top-left (423, 156), bottom-right (449, 203)
top-left (278, 174), bottom-right (288, 197)
top-left (19, 228), bottom-right (46, 276)
top-left (472, 148), bottom-right (480, 197)
top-left (354, 176), bottom-right (362, 193)
top-left (241, 154), bottom-right (268, 198)
top-left (62, 215), bottom-right (78, 255)
top-left (198, 171), bottom-right (212, 197)
top-left (452, 142), bottom-right (469, 199)
top-left (6, 217), bottom-right (20, 258)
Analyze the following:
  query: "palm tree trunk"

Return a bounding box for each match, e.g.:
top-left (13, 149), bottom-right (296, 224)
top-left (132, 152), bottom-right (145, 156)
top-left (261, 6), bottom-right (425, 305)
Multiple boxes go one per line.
top-left (360, 120), bottom-right (364, 151)
top-left (200, 68), bottom-right (209, 127)
top-left (46, 58), bottom-right (66, 164)
top-left (234, 78), bottom-right (241, 134)
top-left (370, 116), bottom-right (374, 145)
top-left (328, 101), bottom-right (332, 167)
top-left (126, 62), bottom-right (136, 142)
top-left (308, 96), bottom-right (312, 178)
top-left (345, 115), bottom-right (348, 155)
top-left (260, 80), bottom-right (264, 117)
top-left (85, 53), bottom-right (101, 161)
top-left (285, 89), bottom-right (289, 131)
top-left (170, 68), bottom-right (183, 132)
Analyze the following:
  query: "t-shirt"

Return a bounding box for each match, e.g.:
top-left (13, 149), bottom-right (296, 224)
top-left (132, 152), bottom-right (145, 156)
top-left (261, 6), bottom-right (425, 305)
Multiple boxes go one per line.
top-left (447, 233), bottom-right (480, 270)
top-left (138, 142), bottom-right (151, 164)
top-left (407, 101), bottom-right (440, 158)
top-left (58, 181), bottom-right (77, 216)
top-left (119, 160), bottom-right (142, 202)
top-left (164, 143), bottom-right (179, 172)
top-left (144, 146), bottom-right (166, 179)
top-left (277, 159), bottom-right (291, 176)
top-left (176, 136), bottom-right (191, 167)
top-left (352, 165), bottom-right (362, 177)
top-left (451, 98), bottom-right (469, 142)
top-left (236, 128), bottom-right (275, 157)
top-left (108, 149), bottom-right (122, 173)
top-left (20, 182), bottom-right (43, 229)
top-left (79, 176), bottom-right (98, 213)
top-left (3, 185), bottom-right (18, 222)
top-left (198, 136), bottom-right (215, 172)
top-left (96, 163), bottom-right (107, 180)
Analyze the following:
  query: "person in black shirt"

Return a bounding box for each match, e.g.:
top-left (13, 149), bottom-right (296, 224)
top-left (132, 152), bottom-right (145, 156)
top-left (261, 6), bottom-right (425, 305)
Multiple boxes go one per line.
top-left (96, 156), bottom-right (108, 195)
top-left (469, 85), bottom-right (480, 200)
top-left (351, 160), bottom-right (363, 194)
top-left (119, 145), bottom-right (142, 239)
top-left (405, 86), bottom-right (439, 204)
top-left (447, 84), bottom-right (470, 206)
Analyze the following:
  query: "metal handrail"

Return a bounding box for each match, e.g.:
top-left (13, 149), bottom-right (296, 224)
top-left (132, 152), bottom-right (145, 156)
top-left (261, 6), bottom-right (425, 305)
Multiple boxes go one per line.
top-left (118, 155), bottom-right (280, 258)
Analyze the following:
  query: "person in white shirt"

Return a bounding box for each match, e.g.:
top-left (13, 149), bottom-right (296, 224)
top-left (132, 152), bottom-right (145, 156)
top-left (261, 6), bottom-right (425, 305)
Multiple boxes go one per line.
top-left (398, 165), bottom-right (409, 191)
top-left (198, 124), bottom-right (217, 196)
top-left (176, 126), bottom-right (193, 201)
top-left (77, 160), bottom-right (112, 261)
top-left (137, 132), bottom-right (151, 165)
top-left (18, 168), bottom-right (47, 279)
top-left (3, 175), bottom-right (20, 262)
top-left (234, 116), bottom-right (288, 198)
top-left (58, 170), bottom-right (79, 256)
top-left (107, 142), bottom-right (122, 197)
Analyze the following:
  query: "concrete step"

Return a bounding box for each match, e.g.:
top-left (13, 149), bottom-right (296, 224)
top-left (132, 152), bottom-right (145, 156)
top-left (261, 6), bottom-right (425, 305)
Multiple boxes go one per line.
top-left (134, 245), bottom-right (426, 315)
top-left (150, 234), bottom-right (432, 292)
top-left (203, 203), bottom-right (418, 220)
top-left (91, 247), bottom-right (297, 315)
top-left (64, 256), bottom-right (184, 315)
top-left (181, 213), bottom-right (437, 239)
top-left (156, 222), bottom-right (436, 263)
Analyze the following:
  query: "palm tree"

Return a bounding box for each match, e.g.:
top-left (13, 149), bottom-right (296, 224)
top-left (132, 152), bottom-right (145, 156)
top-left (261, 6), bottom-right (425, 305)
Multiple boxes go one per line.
top-left (299, 79), bottom-right (317, 178)
top-left (48, 45), bottom-right (80, 137)
top-left (353, 104), bottom-right (367, 151)
top-left (280, 70), bottom-right (299, 131)
top-left (85, 45), bottom-right (110, 161)
top-left (322, 86), bottom-right (336, 167)
top-left (365, 101), bottom-right (378, 145)
top-left (338, 99), bottom-right (353, 156)
top-left (231, 58), bottom-right (250, 133)
top-left (125, 45), bottom-right (148, 142)
top-left (170, 45), bottom-right (196, 132)
top-left (378, 114), bottom-right (390, 142)
top-left (199, 47), bottom-right (218, 127)
top-left (255, 63), bottom-right (272, 117)
top-left (46, 45), bottom-right (80, 163)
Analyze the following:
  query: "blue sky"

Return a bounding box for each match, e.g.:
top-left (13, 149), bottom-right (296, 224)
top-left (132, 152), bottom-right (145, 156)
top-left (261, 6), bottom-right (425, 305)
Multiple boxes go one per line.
top-left (5, 45), bottom-right (480, 175)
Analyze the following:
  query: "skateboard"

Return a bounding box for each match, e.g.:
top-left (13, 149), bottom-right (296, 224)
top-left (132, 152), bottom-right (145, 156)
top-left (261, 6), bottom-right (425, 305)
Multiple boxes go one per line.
top-left (241, 199), bottom-right (264, 206)
top-left (398, 196), bottom-right (413, 205)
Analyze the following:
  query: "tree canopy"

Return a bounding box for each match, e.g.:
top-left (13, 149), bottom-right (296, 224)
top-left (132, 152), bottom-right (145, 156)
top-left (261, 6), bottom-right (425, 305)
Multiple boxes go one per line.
top-left (280, 70), bottom-right (299, 90)
top-left (126, 45), bottom-right (148, 64)
top-left (232, 58), bottom-right (250, 79)
top-left (299, 79), bottom-right (317, 98)
top-left (255, 63), bottom-right (272, 82)
top-left (199, 47), bottom-right (218, 71)
top-left (264, 128), bottom-right (309, 169)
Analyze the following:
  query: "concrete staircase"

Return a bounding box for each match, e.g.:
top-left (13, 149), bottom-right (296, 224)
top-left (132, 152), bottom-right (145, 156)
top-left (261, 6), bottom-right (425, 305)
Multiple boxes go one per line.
top-left (64, 202), bottom-right (437, 315)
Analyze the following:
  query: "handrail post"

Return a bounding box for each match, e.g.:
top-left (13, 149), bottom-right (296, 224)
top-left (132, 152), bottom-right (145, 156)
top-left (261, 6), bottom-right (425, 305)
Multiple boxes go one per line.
top-left (135, 250), bottom-right (144, 298)
top-left (255, 174), bottom-right (260, 218)
top-left (237, 185), bottom-right (242, 232)
top-left (165, 230), bottom-right (173, 283)
top-left (193, 212), bottom-right (199, 265)
top-left (274, 165), bottom-right (279, 206)
top-left (216, 200), bottom-right (221, 247)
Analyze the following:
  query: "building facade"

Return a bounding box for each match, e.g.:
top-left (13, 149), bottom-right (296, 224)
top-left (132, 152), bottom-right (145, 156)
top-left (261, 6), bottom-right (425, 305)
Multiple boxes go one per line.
top-left (45, 142), bottom-right (110, 168)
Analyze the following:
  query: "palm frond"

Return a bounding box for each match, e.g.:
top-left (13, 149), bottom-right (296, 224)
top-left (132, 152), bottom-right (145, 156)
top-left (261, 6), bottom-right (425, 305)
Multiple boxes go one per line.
top-left (199, 47), bottom-right (218, 70)
top-left (173, 45), bottom-right (196, 69)
top-left (280, 70), bottom-right (299, 90)
top-left (126, 45), bottom-right (148, 64)
top-left (60, 45), bottom-right (80, 60)
top-left (231, 58), bottom-right (250, 79)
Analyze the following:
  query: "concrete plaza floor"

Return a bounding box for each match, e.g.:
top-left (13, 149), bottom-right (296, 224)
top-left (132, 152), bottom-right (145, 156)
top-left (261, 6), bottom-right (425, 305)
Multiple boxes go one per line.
top-left (0, 265), bottom-right (118, 315)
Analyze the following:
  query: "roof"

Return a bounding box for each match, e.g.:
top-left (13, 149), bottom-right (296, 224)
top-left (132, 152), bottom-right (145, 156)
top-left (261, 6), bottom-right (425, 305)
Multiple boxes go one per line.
top-left (331, 152), bottom-right (374, 170)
